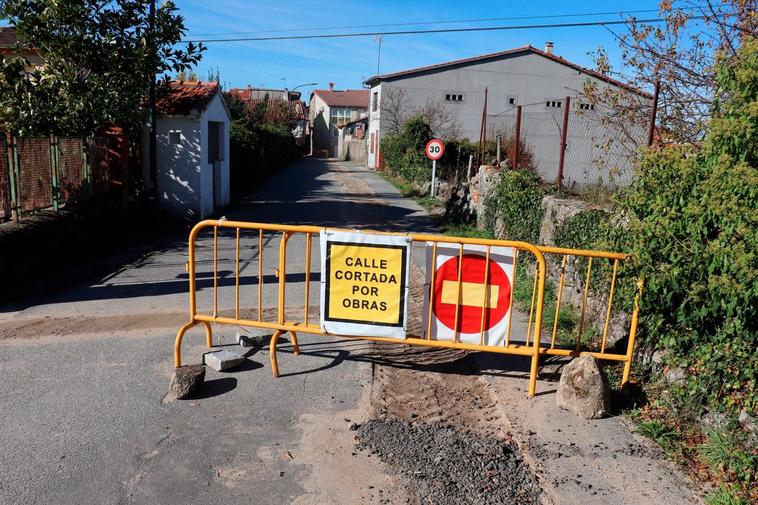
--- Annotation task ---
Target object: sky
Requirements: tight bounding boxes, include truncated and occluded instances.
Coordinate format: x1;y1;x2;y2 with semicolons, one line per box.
179;0;667;98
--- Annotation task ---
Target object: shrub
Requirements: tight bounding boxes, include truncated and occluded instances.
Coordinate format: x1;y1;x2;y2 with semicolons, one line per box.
482;169;545;243
608;38;758;412
381;116;433;182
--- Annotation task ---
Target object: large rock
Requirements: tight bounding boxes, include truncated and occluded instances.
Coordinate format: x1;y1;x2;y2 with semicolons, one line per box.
164;364;205;402
556;355;611;419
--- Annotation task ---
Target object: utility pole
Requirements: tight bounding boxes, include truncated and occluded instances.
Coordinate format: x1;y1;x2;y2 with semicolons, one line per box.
375;35;383;75
148;0;157;197
514;105;522;169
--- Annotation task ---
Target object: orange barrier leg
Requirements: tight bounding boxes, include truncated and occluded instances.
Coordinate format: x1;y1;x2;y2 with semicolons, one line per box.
269;330;284;378
202;321;213;347
528;352;539;398
288;331;300;355
174;320;200;368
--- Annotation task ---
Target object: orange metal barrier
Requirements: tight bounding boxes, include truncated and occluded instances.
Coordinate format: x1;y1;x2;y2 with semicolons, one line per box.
174;219;641;397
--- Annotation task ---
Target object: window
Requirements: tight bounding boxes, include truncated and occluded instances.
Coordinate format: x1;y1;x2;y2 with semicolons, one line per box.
507;95;518;106
578;102;595;111
372;91;378;112
169;130;181;145
545;99;562;108
330;107;352;126
445;92;464;103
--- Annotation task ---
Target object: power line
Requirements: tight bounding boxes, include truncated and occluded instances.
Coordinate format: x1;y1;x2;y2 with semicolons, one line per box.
186;7;699;37
184;15;708;44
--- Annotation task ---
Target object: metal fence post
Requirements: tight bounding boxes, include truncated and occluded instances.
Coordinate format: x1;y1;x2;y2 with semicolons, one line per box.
514;105;522;169
49;134;60;211
557;96;570;189
5;133;19;222
82;137;91;196
646;79;661;147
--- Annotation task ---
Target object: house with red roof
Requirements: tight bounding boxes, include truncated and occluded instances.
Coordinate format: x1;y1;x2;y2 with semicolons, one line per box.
143;80;231;219
364;43;652;190
309;83;368;157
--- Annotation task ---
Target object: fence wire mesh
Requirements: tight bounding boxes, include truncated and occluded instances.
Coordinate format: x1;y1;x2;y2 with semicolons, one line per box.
1;134;123;221
482;102;643;194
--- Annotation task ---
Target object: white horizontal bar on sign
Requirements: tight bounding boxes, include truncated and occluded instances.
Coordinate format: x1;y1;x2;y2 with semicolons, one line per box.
440;280;499;309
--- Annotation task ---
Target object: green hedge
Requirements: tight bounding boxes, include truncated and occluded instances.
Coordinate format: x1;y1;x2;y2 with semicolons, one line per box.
482;169;546;243
606;39;758;412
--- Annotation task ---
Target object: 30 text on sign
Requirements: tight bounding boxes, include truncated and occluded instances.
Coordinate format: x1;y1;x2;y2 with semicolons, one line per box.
320;230;410;338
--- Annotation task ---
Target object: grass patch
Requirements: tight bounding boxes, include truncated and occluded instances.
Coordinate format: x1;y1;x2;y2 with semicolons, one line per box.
698;430;756;486
635;419;681;455
380;172;442;211
440;223;494;239
705;485;750;505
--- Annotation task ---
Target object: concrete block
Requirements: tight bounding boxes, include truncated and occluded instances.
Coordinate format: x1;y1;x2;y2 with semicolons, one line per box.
236;330;270;348
205;349;245;371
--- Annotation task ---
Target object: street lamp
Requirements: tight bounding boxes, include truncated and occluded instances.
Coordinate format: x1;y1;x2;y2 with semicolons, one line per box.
288;82;318;101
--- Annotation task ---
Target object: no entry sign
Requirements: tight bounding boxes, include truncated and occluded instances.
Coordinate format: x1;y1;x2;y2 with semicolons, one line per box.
422;243;515;346
425;139;444;160
320;230;411;339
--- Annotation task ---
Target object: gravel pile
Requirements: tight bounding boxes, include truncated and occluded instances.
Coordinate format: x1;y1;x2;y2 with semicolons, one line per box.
356;419;542;505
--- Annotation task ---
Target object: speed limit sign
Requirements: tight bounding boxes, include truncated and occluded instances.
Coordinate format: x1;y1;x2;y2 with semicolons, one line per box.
425;139;445;161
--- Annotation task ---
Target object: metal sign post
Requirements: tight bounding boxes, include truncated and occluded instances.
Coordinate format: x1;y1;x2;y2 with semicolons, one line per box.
430;159;437;197
424;138;445;197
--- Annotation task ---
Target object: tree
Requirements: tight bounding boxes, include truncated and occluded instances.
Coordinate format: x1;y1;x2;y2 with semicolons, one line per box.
380;86;462;140
380;86;411;135
610;36;758;412
0;0;204;137
585;0;757;146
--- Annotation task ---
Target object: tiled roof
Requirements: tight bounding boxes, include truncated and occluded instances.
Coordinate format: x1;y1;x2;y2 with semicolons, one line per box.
311;89;369;108
0;27;21;47
155;80;220;115
364;45;651;98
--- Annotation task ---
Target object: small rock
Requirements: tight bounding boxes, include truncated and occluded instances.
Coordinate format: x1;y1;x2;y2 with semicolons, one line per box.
236;331;267;347
205;350;244;371
556;355;611;419
700;411;730;432
664;366;686;385
164;364;205;402
739;410;757;435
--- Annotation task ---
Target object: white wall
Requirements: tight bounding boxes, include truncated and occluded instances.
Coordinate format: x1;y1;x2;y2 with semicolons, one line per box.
200;93;231;216
154;115;203;220
369;51;649;188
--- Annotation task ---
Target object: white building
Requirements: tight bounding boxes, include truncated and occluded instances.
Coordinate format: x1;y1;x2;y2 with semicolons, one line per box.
365;44;652;190
309;84;368;157
144;81;231;220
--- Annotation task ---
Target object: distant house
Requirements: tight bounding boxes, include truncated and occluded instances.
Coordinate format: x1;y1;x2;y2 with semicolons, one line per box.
227;86;309;145
364;44;652;189
309;83;368;157
143;81;231;220
337;116;368;162
0;27;44;70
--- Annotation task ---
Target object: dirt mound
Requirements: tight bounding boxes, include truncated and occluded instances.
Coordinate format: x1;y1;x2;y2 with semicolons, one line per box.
356;419;541;505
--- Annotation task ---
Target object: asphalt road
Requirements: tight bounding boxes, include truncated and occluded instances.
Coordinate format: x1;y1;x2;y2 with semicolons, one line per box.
0;158;433;505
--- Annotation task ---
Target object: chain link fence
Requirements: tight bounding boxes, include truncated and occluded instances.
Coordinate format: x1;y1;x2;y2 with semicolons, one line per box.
484;100;644;194
0;135;119;222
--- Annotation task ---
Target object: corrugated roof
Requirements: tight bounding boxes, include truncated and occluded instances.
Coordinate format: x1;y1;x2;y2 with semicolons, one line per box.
364;45;651;98
311;89;369;108
155;81;220;115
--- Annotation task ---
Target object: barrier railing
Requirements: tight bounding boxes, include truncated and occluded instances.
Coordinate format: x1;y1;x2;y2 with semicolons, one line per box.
174;219;641;397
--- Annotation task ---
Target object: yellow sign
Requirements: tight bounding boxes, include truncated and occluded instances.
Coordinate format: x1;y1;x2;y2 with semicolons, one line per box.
320;231;409;338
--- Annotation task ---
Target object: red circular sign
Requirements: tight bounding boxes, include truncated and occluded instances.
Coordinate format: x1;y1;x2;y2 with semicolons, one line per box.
425;139;445;161
433;254;511;333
